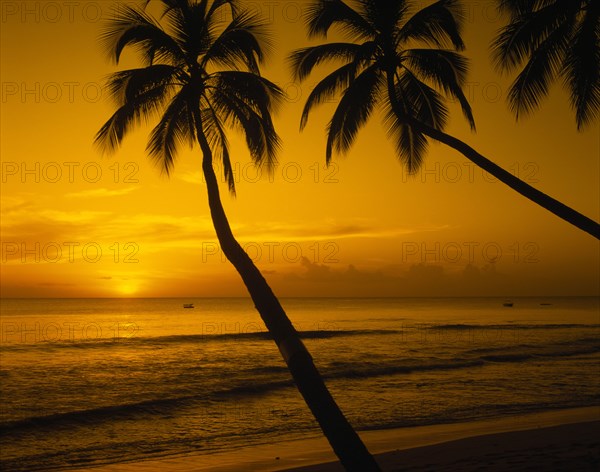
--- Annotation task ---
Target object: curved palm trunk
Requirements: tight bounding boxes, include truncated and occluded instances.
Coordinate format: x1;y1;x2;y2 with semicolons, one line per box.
193;116;380;471
386;74;600;239
411;119;600;239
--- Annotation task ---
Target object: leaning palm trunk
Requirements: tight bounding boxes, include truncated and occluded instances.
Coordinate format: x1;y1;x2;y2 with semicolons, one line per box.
405;117;600;239
97;1;381;469
195;119;381;472
383;71;600;240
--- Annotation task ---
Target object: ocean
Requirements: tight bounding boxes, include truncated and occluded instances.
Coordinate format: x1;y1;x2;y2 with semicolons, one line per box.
1;297;599;471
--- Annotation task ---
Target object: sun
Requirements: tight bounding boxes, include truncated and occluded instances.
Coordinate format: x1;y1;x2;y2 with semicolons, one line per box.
117;282;139;296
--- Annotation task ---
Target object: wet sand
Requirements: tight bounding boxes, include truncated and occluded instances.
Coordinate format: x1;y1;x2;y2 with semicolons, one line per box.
75;406;599;471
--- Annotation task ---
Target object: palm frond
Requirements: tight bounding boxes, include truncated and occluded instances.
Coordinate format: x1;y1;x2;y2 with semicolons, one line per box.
397;122;428;174
300;61;362;130
497;0;558;18
146;89;195;174
383;70;453;173
209;71;283;170
207;0;239;19
210;70;284;114
383;88;429;175
562;1;600;129
305;0;375;39
326;64;383;162
105;64;180;106
199;102;236;194
506;16;573;119
187;1;215;56
357;0;408;35
493;0;600;128
491;0;576;72
100;3;185;65
202;11;268;73
403;48;475;129
397;69;449;131
152;0;193;46
95;81;174;154
398;0;466;51
289;42;369;81
215;91;279;170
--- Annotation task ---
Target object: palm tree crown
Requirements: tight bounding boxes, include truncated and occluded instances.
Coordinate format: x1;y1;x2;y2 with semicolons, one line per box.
492;0;599;130
290;0;475;173
95;0;283;194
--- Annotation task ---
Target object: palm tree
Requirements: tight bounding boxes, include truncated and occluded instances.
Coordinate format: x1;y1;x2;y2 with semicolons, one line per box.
95;1;379;470
492;0;599;130
290;0;600;239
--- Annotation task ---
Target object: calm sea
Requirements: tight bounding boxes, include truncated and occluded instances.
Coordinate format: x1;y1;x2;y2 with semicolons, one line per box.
1;297;599;471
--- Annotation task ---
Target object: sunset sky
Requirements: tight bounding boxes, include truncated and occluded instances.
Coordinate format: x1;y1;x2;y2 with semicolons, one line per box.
1;0;599;298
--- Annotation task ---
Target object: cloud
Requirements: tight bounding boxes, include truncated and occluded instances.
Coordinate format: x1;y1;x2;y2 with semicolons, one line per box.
38;282;76;287
1;208;216;250
177;171;203;185
65;188;137;198
267;257;515;297
0;197;34;215
229;219;449;242
37;210;112;224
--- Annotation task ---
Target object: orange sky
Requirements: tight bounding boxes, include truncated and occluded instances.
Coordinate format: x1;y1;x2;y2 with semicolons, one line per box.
1;1;599;298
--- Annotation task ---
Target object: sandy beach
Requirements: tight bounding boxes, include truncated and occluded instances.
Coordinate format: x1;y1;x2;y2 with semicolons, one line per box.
285;420;599;471
75;406;599;472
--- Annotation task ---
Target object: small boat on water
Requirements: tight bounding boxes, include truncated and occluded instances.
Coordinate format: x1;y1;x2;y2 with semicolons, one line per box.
183;303;195;309
503;301;514;307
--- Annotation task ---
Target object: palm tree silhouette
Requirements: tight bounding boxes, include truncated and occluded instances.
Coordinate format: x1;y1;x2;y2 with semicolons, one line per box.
291;0;599;239
492;0;599;130
95;1;379;470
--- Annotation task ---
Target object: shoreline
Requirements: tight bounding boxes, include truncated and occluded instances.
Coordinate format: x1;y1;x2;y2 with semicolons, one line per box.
284;420;600;471
73;406;600;471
